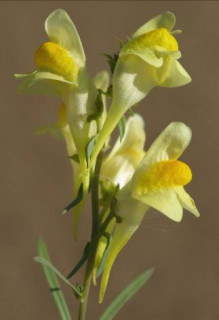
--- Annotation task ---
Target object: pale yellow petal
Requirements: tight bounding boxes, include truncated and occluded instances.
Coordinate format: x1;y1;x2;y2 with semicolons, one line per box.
176;186;200;217
158;58;191;87
15;71;72;95
101;114;145;188
133;188;183;222
120;47;163;67
99;196;149;303
45;9;85;67
132;12;176;39
105;114;145;163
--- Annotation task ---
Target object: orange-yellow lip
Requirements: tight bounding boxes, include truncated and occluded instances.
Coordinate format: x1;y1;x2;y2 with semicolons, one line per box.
34;41;79;81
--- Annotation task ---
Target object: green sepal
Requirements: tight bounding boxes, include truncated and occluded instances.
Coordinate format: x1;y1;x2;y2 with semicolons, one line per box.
118;115;126;142
96;233;112;278
68;154;80;163
66;242;90;279
100;268;154;320
62;184;84;215
87;90;104;122
103;53;119;74
36;238;72;320
127;108;135;117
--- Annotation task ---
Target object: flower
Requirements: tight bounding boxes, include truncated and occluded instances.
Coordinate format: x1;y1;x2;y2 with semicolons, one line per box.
92;114;146;284
131;122;199;221
99;122;200;303
90;11;191;168
34;70;110;239
15;9;111;193
101;113;146;188
15;9;85;95
15;9;90;190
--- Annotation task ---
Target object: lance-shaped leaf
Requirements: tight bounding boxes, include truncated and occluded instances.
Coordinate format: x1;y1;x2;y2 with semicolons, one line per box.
34;255;81;296
36;238;72;320
62;184;84;215
100;268;154;320
67;242;90;279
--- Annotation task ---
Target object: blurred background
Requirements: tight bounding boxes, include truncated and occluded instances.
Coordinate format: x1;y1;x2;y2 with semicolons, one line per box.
1;1;219;319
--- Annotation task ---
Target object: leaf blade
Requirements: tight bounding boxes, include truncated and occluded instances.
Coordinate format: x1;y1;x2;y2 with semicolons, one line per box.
62;184;84;215
100;268;154;320
67;242;90;279
34;256;81;296
37;238;72;320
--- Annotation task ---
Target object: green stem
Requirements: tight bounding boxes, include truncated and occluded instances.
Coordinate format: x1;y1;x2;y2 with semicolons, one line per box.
78;152;103;320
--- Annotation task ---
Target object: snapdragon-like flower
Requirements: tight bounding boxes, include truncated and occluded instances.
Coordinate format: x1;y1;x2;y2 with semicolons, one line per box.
15;9;85;94
15;9;109;192
35;70;110;238
101;114;146;188
99;122;199;303
90;11;191;167
92;114;146;284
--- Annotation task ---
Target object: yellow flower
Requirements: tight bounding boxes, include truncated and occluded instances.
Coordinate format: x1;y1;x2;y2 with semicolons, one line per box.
99;122;199;303
92;114;146;285
15;9;85;95
15;9;111;194
101;114;146;188
90;11;191;168
131;122;199;221
34;71;110;239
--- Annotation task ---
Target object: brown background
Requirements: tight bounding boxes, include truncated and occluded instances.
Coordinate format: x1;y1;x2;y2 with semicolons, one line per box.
1;1;219;319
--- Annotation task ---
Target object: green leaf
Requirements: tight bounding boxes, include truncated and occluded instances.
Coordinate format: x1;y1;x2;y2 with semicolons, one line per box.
62;184;84;215
100;268;154;320
85;136;96;166
118;115;126;142
67;242;90;279
34;255;81;297
36;239;72;320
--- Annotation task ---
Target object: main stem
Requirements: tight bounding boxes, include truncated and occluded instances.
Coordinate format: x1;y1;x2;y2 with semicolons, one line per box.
78;152;103;320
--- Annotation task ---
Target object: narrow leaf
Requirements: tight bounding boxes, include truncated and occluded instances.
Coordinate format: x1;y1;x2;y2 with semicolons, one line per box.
34;256;81;297
36;238;72;320
85;136;96;166
67;242;90;279
97;233;112;278
62;184;83;215
100;268;154;320
118;115;126;142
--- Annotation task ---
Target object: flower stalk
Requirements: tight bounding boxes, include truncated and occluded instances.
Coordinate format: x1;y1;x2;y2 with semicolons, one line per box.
78;150;103;320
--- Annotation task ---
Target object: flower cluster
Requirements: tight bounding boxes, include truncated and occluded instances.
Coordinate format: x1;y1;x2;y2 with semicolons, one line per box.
16;9;199;305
